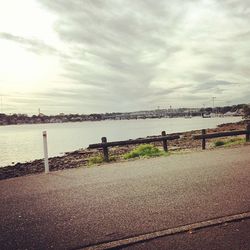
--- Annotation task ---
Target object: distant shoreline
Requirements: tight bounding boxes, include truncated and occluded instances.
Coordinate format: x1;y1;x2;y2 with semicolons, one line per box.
0;115;243;127
1;104;246;126
0;119;249;181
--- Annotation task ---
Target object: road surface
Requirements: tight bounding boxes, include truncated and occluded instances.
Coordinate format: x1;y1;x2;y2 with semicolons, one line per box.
0;146;249;249
124;219;250;250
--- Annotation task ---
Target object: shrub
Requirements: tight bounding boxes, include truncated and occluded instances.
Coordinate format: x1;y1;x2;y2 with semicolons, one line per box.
123;144;164;159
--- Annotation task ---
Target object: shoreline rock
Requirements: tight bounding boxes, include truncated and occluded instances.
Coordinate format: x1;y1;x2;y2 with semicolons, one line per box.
0;119;249;180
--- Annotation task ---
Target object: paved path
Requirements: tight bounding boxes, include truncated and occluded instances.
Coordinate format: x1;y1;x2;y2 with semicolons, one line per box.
0;146;249;249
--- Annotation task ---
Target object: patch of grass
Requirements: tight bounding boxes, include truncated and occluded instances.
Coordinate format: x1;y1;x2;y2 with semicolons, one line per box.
214;140;225;147
123;144;167;160
214;137;245;147
109;155;118;162
87;155;118;166
224;137;245;147
88;156;104;166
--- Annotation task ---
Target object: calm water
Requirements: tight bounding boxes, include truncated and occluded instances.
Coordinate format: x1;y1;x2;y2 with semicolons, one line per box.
0;116;242;167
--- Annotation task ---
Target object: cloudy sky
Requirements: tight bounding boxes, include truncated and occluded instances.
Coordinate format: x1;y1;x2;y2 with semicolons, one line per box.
0;0;249;115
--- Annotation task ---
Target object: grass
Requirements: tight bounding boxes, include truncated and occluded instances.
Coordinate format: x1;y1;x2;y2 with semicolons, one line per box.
88;156;104;166
214;140;225;147
123;144;168;160
214;137;245;148
87;155;118;166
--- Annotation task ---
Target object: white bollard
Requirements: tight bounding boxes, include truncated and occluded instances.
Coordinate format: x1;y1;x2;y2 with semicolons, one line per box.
43;131;49;173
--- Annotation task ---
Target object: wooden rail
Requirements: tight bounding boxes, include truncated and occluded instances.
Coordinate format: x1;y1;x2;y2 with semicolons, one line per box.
193;124;250;150
88;131;180;162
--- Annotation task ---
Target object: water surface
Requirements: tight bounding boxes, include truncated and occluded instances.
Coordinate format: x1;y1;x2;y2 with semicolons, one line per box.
0;116;242;167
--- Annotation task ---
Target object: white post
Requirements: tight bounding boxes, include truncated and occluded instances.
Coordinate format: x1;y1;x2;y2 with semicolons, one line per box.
43;131;49;173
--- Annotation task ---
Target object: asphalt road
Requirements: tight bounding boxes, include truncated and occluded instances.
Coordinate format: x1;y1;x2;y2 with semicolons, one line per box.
123;218;250;250
0;146;249;249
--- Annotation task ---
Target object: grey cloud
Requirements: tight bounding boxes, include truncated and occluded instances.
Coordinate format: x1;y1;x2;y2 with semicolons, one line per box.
0;32;59;55
235;31;250;39
219;0;250;19
192;80;238;95
19;0;250;113
7;88;114;113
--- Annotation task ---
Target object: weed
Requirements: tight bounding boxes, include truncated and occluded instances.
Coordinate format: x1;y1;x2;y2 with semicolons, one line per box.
224;137;244;147
214;140;225;147
123;144;167;159
87;155;118;166
88;156;104;166
109;155;118;162
214;137;244;147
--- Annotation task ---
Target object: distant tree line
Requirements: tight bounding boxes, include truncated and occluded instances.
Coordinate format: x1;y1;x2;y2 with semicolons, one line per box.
200;104;249;114
0;103;249;126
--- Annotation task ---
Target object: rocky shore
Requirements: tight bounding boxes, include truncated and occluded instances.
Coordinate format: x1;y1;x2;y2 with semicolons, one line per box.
0;119;249;180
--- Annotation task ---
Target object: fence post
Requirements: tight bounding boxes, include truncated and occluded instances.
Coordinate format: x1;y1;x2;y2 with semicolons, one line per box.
161;131;168;152
43;131;49;173
101;137;109;162
246;124;250;142
202;129;206;150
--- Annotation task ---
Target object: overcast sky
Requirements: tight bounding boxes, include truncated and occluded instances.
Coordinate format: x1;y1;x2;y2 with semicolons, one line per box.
0;0;249;115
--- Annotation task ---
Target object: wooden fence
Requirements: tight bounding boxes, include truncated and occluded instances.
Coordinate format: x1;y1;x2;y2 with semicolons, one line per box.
88;131;180;162
88;124;250;162
193;124;250;150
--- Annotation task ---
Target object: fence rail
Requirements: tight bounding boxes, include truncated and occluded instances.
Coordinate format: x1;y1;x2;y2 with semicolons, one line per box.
193;124;250;149
88;131;180;162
